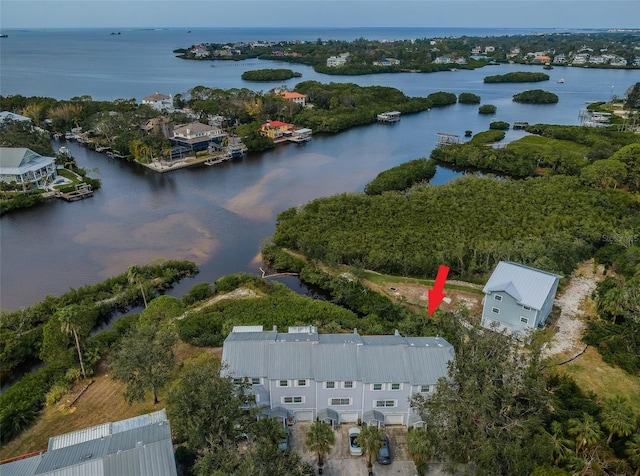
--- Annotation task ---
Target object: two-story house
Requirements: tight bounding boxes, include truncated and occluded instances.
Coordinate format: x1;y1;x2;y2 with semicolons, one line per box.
142;92;174;111
0;147;57;190
221;326;454;427
278;91;308;107
481;261;561;337
171;122;227;152
260;120;294;139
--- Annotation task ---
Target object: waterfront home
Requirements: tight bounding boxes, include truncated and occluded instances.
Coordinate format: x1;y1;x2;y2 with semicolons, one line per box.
0;111;32;124
221;326;454;427
326;53;349;67
0;410;177;476
0;147;57;190
278;91;308;107
481;261;561;337
260;120;294;139
141;117;174;139
141;92;173;111
171;122;227;152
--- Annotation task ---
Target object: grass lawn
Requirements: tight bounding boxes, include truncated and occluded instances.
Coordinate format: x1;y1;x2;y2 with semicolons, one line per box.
557;346;640;414
0;341;218;462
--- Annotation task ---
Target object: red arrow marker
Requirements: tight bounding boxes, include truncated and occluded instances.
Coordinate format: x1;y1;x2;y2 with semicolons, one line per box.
428;265;450;316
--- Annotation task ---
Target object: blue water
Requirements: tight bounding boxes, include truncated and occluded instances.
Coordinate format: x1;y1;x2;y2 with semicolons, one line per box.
1;28;638;311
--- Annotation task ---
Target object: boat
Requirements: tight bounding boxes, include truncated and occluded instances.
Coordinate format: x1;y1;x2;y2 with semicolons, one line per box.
557;78;565;83
59;146;71;156
0;34;8;38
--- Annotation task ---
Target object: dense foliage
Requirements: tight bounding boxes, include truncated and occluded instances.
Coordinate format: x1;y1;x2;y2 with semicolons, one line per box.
241;68;302;81
364;157;437;195
468;130;505;144
489;120;510;130
0;119;54;156
272;175;636;280
292;81;432;133
513;89;559;104
178;276;360;347
458;92;481;104
484;71;550;83
426;91;457;107
478;104;497;114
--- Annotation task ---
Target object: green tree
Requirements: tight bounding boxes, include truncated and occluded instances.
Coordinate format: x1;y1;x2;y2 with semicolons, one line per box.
581;159;627;189
567;413;604;454
407;427;435;475
305;421;335;474
127;265;148;308
167;353;253;453
358;424;384;474
626;433;640;476
110;320;177;404
600;396;637;443
624;82;640;110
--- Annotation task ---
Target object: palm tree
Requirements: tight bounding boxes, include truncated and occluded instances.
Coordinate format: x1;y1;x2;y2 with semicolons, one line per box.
127;265;148;308
626;433;640;476
357;424;384;475
305;421;335;475
57;305;87;379
407;427;435;475
601;396;637;443
548;421;574;465
568;413;604;454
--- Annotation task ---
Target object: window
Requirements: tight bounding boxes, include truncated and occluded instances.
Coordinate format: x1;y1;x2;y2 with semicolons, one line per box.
420;385;431;393
372;383;383;391
330;398;351;406
520;316;529;324
296;379;308;387
325;381;336;389
523;305;531;311
374;400;397;408
282;396;304;404
494;294;503;302
233;378;243;385
390;383;401;391
277;380;289;388
343;381;354;389
251;378;261;385
491;307;500;314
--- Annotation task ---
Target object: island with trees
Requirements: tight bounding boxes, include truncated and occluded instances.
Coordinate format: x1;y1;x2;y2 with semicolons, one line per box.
175;32;640;76
241;68;302;81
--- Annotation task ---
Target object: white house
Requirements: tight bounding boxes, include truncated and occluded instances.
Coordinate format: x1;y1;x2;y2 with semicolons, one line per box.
481;261;561;337
142;92;173;111
221;326;454;427
0;409;177;476
327;53;349;67
0;147;57;190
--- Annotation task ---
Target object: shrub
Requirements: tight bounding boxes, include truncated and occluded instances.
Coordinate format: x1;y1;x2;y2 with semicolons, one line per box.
182;282;214;306
469;130;506;144
465;130;473;137
458;92;481;104
489;121;510;130
513;89;559;104
478;104;497;114
46;382;70;407
427;91;457;107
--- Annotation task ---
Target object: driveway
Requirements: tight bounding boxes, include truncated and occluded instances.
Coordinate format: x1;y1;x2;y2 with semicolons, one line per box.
290;423;420;476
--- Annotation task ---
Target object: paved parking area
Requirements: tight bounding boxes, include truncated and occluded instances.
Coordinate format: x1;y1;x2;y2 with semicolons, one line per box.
290;423;418;476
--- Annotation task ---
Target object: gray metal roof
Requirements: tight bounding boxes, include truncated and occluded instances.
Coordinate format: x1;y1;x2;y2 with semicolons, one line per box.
0;147;53;172
483;261;561;310
363;410;385;424
223;330;454;385
267;342;314;379
318;408;339;423
0;411;176;476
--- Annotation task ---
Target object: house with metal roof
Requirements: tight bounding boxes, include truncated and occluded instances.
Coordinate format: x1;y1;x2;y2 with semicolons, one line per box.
0;409;177;476
0;147;57;190
222;326;454;427
481;261;561;336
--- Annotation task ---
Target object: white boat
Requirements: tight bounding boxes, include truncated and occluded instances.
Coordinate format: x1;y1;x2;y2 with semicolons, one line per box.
59;146;71;156
557;78;565;83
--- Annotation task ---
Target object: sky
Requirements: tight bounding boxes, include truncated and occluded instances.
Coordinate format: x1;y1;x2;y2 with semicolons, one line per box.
1;0;639;29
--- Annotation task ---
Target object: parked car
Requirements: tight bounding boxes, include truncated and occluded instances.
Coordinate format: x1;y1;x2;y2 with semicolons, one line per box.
278;427;291;451
349;427;362;456
377;433;392;465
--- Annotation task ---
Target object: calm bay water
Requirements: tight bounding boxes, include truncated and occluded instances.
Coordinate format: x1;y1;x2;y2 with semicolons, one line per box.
1;28;637;311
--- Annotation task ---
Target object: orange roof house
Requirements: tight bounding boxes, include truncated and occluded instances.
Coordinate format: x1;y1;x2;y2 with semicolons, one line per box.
260;120;294;139
279;91;308;107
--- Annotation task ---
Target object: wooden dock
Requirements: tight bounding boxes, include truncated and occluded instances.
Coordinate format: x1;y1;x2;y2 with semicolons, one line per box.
57;183;93;201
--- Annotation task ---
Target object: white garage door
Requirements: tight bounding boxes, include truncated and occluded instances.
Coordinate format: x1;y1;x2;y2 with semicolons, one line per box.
339;412;359;423
294;410;314;421
384;414;404;425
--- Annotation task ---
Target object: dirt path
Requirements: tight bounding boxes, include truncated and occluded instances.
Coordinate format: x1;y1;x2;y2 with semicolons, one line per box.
543;261;604;358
